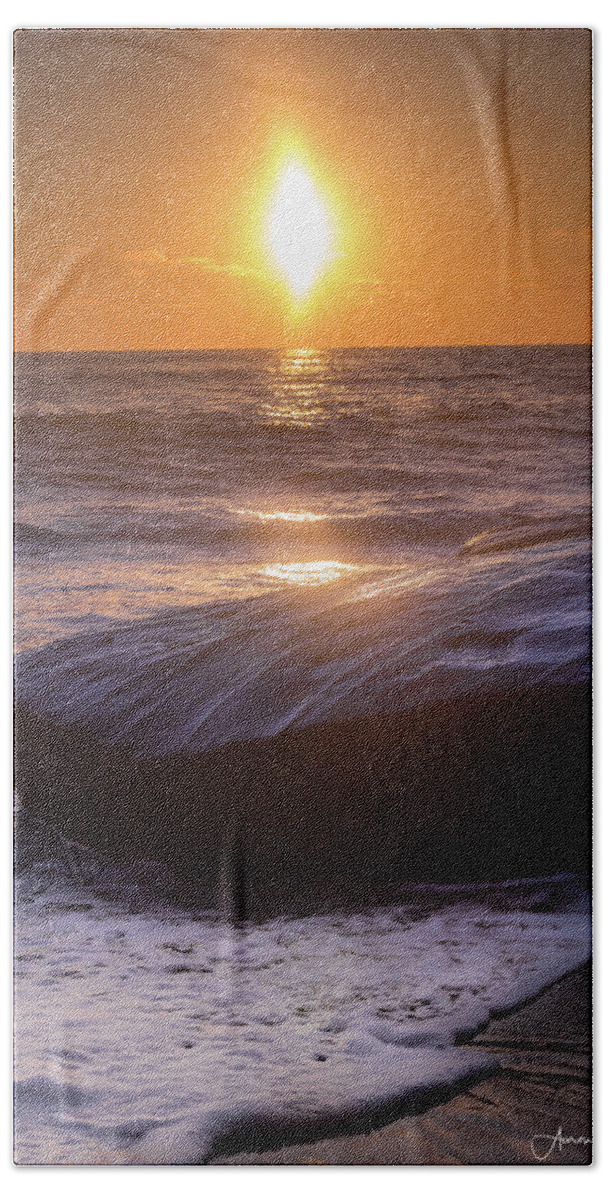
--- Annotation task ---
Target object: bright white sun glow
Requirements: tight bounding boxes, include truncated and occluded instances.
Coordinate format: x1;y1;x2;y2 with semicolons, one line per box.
267;159;334;299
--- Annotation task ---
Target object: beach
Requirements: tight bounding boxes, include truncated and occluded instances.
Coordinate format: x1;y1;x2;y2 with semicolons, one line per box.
214;964;591;1165
13;829;590;1166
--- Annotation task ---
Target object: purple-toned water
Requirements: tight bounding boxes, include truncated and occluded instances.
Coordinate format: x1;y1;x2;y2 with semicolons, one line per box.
14;344;591;754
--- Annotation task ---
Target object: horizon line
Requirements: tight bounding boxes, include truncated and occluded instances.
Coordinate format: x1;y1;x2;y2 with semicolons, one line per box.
13;341;592;355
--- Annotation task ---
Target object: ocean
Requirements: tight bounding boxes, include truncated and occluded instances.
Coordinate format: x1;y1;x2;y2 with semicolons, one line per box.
13;344;592;1162
14;344;591;752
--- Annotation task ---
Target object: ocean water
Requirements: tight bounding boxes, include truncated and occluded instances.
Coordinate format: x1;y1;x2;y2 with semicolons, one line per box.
13;345;592;1162
14;344;591;754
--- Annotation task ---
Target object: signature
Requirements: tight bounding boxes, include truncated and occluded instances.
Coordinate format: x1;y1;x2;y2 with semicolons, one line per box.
530;1125;592;1162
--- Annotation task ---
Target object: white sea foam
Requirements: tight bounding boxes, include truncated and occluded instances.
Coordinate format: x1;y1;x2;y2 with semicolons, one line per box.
14;867;590;1164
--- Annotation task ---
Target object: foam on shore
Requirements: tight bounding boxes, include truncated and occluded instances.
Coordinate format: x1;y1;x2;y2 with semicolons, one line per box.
14;861;590;1165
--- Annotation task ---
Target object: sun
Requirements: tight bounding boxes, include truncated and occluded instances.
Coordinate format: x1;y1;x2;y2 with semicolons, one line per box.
266;157;335;300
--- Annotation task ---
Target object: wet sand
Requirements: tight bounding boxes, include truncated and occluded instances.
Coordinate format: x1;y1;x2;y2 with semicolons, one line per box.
213;962;592;1166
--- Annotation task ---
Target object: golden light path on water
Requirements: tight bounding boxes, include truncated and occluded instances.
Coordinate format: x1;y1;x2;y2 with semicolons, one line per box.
261;561;358;585
15;348;380;652
16;559;365;650
232;508;328;523
262;349;329;427
228;344;359;589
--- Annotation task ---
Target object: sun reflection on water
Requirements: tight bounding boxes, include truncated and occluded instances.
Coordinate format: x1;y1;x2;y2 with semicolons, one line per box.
232;507;328;523
262;348;330;427
260;560;357;585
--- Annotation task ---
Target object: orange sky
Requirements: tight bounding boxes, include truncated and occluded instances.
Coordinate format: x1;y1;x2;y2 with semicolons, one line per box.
14;28;591;351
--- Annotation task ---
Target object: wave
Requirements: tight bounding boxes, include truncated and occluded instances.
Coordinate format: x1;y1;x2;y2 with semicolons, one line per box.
13;522;93;553
15;541;590;757
459;517;590;557
15;510;591;570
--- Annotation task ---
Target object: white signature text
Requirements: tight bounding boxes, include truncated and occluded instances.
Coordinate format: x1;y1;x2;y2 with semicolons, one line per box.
530;1125;592;1162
